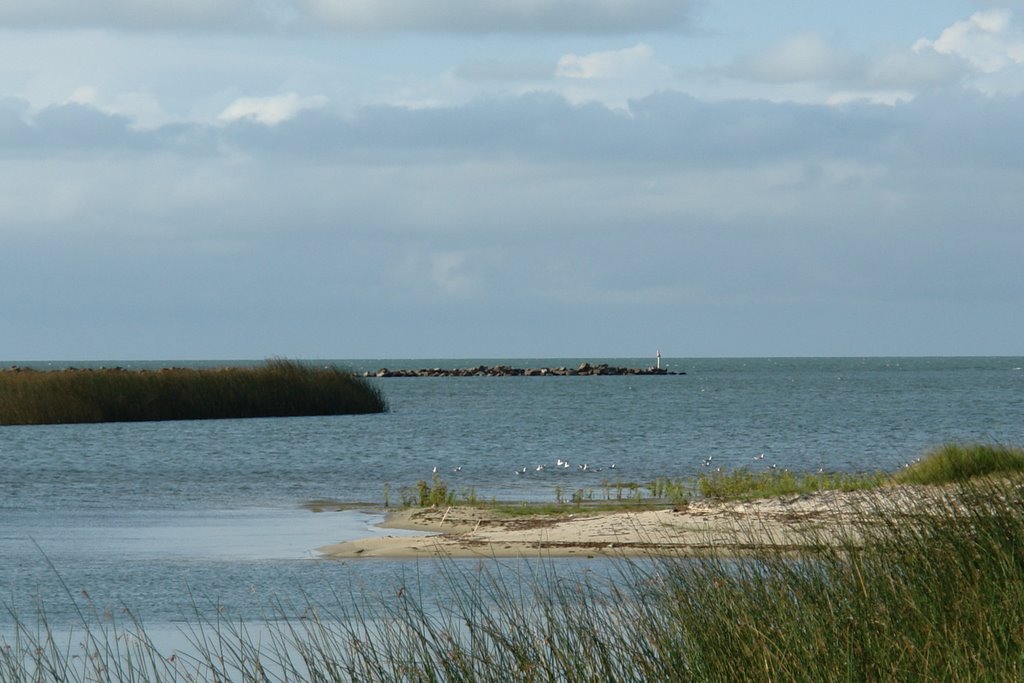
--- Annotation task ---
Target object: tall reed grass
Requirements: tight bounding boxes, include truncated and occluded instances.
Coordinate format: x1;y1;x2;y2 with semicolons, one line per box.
0;359;386;425
5;478;1024;681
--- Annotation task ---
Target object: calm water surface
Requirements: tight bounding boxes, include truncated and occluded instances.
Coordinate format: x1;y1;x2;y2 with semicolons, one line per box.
2;357;1023;633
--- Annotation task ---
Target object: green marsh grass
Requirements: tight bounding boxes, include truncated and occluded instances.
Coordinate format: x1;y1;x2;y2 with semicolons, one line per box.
699;466;887;500
698;442;1024;502
398;474;688;514
894;442;1024;485
6;478;1024;681
410;474;457;507
0;359;386;425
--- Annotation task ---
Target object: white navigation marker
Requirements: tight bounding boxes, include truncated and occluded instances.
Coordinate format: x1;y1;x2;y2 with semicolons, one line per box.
656;350;661;369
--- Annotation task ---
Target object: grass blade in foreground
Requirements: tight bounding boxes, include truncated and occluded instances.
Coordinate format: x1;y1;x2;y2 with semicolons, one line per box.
4;478;1024;681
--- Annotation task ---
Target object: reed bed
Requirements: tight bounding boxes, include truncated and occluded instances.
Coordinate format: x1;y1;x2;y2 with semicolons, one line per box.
5;477;1024;682
0;359;386;425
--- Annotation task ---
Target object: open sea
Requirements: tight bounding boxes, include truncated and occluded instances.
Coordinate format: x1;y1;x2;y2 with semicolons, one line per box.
2;356;1023;642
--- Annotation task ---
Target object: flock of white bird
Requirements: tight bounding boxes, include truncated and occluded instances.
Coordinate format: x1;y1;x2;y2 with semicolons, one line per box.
430;451;863;479
431;460;619;477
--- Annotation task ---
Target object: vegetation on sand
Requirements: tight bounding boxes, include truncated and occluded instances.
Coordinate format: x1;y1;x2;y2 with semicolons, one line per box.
5;477;1024;681
392;441;1024;516
696;442;1024;502
894;442;1024;486
394;475;690;513
698;467;887;500
0;359;387;425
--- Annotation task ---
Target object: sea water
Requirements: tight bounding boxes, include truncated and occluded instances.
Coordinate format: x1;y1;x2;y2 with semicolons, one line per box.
2;357;1023;634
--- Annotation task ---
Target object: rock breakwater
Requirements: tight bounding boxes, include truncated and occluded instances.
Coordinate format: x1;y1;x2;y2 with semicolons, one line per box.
365;362;683;378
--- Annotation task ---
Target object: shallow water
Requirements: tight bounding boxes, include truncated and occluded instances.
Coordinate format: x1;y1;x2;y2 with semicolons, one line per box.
2;356;1023;634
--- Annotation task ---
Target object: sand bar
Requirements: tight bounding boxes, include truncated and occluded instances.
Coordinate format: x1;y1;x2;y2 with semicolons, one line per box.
317;487;935;560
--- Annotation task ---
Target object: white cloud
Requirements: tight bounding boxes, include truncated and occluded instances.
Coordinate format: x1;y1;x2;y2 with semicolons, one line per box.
57;86;171;129
729;32;857;83
548;43;674;107
425;45;671;111
705;13;1024;103
556;43;655;79
913;9;1024;73
825;90;914;106
862;50;964;89
219;93;328;125
66;86;100;106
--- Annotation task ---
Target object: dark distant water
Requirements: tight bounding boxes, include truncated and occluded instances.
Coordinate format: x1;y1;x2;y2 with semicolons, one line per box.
2;357;1023;634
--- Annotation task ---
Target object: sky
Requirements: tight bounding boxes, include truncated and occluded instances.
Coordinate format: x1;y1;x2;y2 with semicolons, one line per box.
1;1;1023;360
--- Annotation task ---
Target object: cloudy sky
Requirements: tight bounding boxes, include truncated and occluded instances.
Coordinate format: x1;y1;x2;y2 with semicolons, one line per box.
2;1;1022;360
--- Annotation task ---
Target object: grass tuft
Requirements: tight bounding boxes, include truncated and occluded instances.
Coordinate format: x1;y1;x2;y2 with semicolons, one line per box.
0;359;387;425
894;442;1024;486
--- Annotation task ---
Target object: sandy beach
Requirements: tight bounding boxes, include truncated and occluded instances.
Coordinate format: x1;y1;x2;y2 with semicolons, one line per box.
317;487;933;559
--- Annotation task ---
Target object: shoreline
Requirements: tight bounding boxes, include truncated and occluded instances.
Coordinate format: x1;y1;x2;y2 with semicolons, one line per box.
316;487;932;560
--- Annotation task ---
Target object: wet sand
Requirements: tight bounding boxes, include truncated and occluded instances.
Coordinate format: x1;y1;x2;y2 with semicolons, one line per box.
317;487;934;559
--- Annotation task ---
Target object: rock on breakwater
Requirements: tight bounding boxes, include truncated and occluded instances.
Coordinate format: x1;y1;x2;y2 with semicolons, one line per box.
365;362;684;378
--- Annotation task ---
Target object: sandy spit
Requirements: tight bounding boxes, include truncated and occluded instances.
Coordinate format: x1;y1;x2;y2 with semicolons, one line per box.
317;487;935;560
